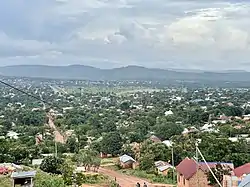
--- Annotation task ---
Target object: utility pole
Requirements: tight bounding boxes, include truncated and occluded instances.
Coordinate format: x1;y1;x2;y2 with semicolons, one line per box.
171;147;175;182
195;141;199;187
196;143;222;187
55;141;58;157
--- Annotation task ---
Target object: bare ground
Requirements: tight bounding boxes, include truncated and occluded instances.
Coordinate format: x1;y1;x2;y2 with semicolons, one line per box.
99;167;175;187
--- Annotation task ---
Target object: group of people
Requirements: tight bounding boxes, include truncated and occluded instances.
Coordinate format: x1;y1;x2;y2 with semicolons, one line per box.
136;182;148;187
114;177;148;187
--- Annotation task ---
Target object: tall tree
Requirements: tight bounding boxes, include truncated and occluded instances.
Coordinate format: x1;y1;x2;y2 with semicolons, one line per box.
101;132;123;156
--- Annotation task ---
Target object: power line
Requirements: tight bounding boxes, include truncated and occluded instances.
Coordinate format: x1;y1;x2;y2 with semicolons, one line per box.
196;142;222;187
0;79;55;109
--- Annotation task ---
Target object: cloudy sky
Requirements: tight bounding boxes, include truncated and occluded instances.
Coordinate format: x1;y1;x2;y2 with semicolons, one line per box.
0;0;250;70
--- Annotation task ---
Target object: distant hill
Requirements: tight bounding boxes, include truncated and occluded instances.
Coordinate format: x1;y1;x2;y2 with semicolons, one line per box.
0;64;250;82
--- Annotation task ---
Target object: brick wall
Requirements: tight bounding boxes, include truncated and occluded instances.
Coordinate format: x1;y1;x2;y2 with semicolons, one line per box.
189;169;210;187
177;169;210;187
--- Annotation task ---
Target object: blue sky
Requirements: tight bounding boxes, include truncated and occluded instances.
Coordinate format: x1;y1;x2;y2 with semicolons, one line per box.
0;0;250;70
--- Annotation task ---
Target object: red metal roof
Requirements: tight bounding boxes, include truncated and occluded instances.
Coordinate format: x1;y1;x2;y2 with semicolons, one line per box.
176;158;234;180
233;163;250;177
176;158;198;180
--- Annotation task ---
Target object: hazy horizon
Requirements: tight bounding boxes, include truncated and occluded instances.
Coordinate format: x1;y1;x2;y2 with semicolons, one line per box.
0;64;249;72
0;1;250;70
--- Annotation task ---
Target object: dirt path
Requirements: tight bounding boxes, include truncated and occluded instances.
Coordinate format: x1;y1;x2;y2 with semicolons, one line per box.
99;168;174;187
48;115;65;144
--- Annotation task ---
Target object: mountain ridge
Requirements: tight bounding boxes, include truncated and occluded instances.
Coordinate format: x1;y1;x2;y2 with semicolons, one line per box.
0;64;249;81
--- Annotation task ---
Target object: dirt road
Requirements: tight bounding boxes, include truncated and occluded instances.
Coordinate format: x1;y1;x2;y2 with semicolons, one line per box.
99;168;175;187
48;115;65;144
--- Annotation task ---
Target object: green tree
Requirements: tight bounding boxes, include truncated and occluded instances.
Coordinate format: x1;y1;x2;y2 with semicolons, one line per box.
60;158;75;185
35;171;66;187
154;121;183;140
120;101;130;111
40;156;64;174
139;140;171;171
75;149;100;171
139;152;155;171
66;136;79;153
207;164;231;186
101;132;122;156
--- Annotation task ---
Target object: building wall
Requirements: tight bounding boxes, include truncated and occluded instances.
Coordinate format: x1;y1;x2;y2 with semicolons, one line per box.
223;175;242;187
158;169;169;176
177;169;210;187
177;173;188;187
132;162;139;169
120;161;134;169
189;169;210;187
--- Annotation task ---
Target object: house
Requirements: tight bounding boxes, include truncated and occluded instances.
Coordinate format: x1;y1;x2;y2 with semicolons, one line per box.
200;123;217;133
233;163;250;177
32;159;43;166
243;114;250;121
182;127;199;136
176;158;234;187
162;140;173;147
149;135;161;143
11;171;36;187
7;131;19;139
119;154;136;169
155;161;173;175
165;110;173;116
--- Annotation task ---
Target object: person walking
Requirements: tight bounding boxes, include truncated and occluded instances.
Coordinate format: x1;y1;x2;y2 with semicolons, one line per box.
143;182;148;187
136;182;140;187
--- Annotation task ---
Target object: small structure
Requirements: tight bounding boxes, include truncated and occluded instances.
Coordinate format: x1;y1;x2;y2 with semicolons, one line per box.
32;159;43;166
119;154;136;169
165;110;173;116
182;127;199;136
176;157;234;187
155;161;173;175
11;171;36;187
7;131;19;139
162;140;173;147
149;135;161;143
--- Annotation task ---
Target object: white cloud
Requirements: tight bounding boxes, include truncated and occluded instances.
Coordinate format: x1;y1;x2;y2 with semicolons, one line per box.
0;0;250;70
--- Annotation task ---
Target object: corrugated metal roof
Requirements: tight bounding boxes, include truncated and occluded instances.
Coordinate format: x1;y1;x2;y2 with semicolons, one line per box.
119;154;135;163
239;174;250;187
233;163;250;177
11;171;36;179
32;159;43;166
176;158;197;180
158;165;172;172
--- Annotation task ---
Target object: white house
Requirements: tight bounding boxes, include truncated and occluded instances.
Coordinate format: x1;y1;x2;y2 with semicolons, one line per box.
162;140;173;147
7;131;19;139
165;110;173;116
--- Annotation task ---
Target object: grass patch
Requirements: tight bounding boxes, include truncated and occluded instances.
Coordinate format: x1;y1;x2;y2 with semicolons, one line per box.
103;165;120;171
0;176;11;187
76;173;108;185
101;158;116;165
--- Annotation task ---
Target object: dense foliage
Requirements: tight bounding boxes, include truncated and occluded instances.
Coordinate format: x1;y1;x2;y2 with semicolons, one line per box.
2;77;250;185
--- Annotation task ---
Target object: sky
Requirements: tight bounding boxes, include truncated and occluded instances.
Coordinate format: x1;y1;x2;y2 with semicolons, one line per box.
0;0;250;70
